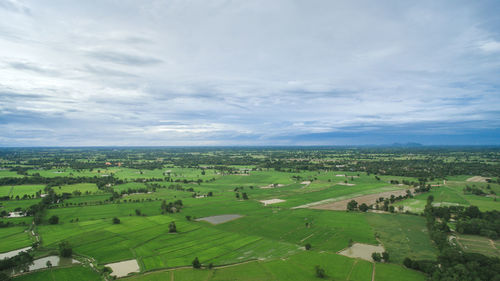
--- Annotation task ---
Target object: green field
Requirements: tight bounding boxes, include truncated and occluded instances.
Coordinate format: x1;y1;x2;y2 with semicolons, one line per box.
1;147;498;280
0;226;32;252
13;266;101;281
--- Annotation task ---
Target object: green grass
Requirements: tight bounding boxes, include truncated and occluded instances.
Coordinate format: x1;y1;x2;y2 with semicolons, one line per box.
0;185;45;198
456;234;500;257
366;213;437;263
12;266;102;281
375;263;426;281
0;226;32;252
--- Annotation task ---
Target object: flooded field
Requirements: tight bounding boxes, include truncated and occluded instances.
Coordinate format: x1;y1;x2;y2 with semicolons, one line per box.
338;243;385;261
105;259;140;277
195;214;243;224
0;247;31;259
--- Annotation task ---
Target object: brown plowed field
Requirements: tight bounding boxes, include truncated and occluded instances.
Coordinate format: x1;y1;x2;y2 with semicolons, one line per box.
310;188;415;211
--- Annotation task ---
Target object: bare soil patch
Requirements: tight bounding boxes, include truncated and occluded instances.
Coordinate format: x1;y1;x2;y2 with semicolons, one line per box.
466;176;490;183
311;188;414;211
106;259;140;278
195;214;243;225
300;181;311;186
260;199;286;206
260;184;285;189
338;243;385;261
337;182;355;186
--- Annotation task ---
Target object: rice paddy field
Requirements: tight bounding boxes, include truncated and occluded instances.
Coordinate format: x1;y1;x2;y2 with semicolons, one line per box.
0;147;497;280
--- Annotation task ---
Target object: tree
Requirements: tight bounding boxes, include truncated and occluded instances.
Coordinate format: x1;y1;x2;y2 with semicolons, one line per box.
242;192;249;200
48;215;59;224
135;209;141;216
169;221;177;233
382;252;389;262
372;252;382;262
305;243;312;250
0;272;11;281
59;241;72;257
315;265;326;278
359;203;369;212
347;200;358;211
46;260;52;268
112;217;120;224
192;257;201;269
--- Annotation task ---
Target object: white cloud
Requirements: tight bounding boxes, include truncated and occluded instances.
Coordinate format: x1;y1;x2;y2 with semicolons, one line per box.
0;0;499;145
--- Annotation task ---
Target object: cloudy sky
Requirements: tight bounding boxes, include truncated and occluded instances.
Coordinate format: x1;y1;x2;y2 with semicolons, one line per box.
1;0;499;146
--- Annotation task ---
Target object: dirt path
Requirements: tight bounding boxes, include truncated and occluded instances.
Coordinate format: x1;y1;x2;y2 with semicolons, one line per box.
371;262;376;281
490;239;497;249
346;260;358;281
311;188;415;211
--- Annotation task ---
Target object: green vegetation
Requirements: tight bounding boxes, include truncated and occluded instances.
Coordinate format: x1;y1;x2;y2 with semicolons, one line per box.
0;147;498;280
13;266;101;281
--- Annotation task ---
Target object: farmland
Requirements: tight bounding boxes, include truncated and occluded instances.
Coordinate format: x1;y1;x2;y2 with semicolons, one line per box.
0;147;498;280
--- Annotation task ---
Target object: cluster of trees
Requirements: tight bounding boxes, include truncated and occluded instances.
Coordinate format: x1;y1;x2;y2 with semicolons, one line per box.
161;200;183;214
0;250;33;273
403;196;500;280
371;252;389;262
429;204;500;239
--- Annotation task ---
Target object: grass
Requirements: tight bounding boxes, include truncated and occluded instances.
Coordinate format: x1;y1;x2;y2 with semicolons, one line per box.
375;263;426;281
0;226;32;252
456;234;500;257
365;213;438;263
12;266;101;281
0;185;45;198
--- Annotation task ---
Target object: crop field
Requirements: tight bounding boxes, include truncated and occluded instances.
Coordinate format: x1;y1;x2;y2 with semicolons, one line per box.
0;185;45;198
13;266;101;281
0;226;32;252
365;213;438;263
456;234;500;257
1;147;499;280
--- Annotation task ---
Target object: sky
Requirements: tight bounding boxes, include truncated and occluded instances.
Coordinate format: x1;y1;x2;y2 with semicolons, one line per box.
1;0;500;146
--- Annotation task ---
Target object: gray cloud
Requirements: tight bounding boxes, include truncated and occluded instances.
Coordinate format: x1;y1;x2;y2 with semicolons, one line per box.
86;50;163;66
0;0;499;146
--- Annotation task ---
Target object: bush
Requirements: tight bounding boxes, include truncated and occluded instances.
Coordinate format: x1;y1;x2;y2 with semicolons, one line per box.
48;215;59;224
192;257;201;269
382;251;389;262
315;265;326;278
58;241;72;257
359;203;369;212
112;217;120;224
169;221;177;233
305;243;311;250
372;252;382;262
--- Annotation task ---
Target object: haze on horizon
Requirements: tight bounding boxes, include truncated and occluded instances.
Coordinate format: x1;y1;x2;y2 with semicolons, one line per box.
1;0;499;146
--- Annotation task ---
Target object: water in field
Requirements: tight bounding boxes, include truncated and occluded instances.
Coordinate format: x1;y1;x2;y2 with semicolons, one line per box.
28;256;80;270
9;255;79;274
105;259;140;277
338;243;385;261
195;214;243;224
0;247;31;259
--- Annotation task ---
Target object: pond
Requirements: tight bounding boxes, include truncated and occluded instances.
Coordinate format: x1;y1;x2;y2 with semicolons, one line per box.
0;247;31;260
10;255;80;274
